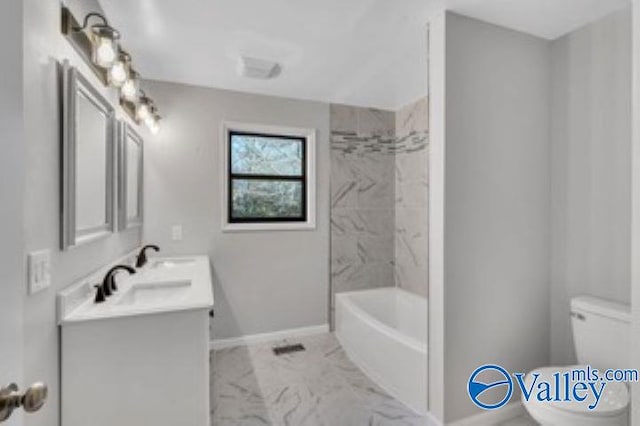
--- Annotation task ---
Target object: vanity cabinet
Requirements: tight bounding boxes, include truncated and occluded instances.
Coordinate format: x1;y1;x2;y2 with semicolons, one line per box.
61;309;210;426
59;255;214;426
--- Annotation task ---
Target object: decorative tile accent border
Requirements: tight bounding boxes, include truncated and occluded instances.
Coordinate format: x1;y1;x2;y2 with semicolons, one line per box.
331;130;429;155
395;130;429;154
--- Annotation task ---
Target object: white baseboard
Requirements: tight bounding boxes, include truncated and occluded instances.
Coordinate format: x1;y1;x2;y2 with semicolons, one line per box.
448;402;525;426
210;324;330;350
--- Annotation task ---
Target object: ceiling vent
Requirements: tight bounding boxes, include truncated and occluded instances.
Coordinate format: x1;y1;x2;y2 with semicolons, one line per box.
237;56;282;80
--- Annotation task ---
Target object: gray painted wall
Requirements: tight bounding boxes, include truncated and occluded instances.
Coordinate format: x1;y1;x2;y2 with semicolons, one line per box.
430;10;631;422
631;2;640;424
443;13;551;422
427;10;446;420
550;7;632;365
0;1;25;425
22;1;143;425
141;80;331;340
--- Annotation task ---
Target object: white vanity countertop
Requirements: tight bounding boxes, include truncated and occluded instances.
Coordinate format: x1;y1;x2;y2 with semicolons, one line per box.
59;255;214;325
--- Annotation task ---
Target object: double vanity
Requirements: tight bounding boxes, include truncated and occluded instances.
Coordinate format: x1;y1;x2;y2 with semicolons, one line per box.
58;251;214;426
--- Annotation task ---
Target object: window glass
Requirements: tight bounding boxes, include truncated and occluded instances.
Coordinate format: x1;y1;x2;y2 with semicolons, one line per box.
231;134;303;176
231;180;303;219
228;131;306;223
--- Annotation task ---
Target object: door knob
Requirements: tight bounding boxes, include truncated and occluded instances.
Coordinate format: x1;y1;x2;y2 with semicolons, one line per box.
0;382;48;422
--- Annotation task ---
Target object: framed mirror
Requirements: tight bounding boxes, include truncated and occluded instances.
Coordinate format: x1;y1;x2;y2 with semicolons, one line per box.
117;121;143;230
61;61;116;250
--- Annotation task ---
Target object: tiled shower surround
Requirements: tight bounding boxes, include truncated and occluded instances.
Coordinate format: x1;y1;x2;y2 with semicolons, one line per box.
330;99;429;320
395;99;429;297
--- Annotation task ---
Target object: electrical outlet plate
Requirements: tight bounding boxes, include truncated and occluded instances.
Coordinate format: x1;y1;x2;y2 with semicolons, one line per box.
28;250;51;295
172;225;183;241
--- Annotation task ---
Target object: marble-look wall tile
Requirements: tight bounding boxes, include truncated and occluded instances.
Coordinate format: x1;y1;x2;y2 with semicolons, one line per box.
357;108;396;137
330;104;358;133
358;235;395;263
395;208;429;240
395;230;428;267
348;152;395;208
331;208;394;238
331;261;395;295
395;259;429;298
330;152;358;208
330;104;396;323
396;97;429;137
396;178;429;209
331;235;358;264
396;150;429;182
395;98;429;298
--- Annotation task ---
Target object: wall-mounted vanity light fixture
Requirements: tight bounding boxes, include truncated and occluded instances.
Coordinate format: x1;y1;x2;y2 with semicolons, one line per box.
135;94;153;122
108;50;131;88
121;69;140;102
147;112;161;135
133;95;160;134
143;104;161;135
61;7;161;134
74;12;121;69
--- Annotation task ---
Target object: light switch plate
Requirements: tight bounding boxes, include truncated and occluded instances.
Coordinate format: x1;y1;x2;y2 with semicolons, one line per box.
28;249;51;295
172;225;183;241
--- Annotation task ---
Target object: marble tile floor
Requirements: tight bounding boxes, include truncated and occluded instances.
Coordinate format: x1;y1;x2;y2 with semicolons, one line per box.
498;414;538;426
211;333;436;426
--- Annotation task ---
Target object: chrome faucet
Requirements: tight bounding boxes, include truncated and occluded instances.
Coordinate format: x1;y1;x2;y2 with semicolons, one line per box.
135;244;160;268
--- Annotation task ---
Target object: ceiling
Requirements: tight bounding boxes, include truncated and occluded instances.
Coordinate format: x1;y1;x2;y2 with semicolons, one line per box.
99;0;630;110
447;0;630;40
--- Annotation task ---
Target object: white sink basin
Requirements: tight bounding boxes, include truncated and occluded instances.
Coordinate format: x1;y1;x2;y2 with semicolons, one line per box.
117;280;191;306
150;258;196;269
58;255;213;324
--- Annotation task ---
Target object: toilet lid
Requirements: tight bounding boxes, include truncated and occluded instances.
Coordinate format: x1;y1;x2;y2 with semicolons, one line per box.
522;365;629;416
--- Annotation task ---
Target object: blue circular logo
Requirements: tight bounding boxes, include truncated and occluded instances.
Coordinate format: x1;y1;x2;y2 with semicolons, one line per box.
468;364;513;410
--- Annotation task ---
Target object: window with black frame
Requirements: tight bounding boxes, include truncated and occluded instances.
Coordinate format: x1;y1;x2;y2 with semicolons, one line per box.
228;131;307;223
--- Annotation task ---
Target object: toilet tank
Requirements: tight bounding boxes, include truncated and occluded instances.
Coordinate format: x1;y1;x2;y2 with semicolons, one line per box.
571;296;631;370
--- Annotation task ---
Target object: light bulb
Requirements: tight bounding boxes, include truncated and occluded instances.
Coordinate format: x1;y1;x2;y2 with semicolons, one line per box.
108;51;131;88
149;120;160;135
121;70;140;102
121;80;136;100
136;102;151;122
144;110;161;134
93;36;118;68
109;61;127;87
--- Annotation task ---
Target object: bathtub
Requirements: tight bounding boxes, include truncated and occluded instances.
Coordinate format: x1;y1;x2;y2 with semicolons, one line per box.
335;287;428;415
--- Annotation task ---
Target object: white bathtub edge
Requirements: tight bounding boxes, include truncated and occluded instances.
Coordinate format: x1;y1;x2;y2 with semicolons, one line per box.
336;328;427;416
335;291;428;353
335;287;428;416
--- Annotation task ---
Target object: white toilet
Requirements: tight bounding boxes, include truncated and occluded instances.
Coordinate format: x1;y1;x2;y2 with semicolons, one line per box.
522;296;631;425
